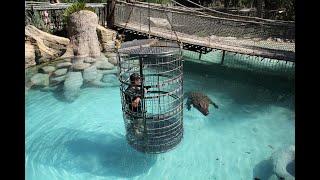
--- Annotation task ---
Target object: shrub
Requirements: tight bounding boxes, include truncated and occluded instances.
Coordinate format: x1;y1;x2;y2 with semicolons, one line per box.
62;1;96;21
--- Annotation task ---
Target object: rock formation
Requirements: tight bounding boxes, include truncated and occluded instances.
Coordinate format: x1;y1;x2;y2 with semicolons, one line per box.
96;24;117;52
25;40;36;68
63;72;83;102
25;25;70;63
26;9;120;102
67;10;101;59
270;145;295;180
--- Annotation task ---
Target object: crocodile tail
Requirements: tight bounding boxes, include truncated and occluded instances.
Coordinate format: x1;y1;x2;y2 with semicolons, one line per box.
210;99;219;109
184;91;191;100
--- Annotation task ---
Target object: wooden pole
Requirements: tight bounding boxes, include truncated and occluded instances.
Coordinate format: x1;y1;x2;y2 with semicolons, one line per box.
107;0;115;29
220;50;226;65
199;52;202;60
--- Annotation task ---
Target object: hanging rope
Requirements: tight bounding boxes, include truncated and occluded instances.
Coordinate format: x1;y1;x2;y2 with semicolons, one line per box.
114;0;294;61
182;0;290;24
159;2;182;46
148;1;151;38
115;1;134;49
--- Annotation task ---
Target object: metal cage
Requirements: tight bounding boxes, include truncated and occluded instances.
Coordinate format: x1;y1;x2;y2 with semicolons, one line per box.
118;39;184;153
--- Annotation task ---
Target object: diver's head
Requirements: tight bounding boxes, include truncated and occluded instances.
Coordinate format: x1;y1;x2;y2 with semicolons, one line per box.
130;73;141;86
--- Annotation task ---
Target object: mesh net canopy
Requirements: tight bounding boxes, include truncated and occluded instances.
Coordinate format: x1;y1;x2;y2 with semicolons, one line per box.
118;39;183;153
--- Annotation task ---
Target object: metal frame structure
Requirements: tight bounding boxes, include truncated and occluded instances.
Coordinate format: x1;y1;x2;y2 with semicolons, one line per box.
118;40;183;153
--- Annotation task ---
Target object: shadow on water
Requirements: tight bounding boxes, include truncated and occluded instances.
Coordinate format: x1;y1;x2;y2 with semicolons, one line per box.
27;128;157;178
253;159;274;180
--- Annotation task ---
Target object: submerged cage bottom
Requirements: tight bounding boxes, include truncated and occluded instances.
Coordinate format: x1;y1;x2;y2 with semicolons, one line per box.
126;114;183;153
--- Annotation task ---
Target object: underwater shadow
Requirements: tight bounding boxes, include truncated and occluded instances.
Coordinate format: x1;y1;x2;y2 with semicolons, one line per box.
64;137;157;178
49;83;71;103
27;128;157;178
253;159;274;180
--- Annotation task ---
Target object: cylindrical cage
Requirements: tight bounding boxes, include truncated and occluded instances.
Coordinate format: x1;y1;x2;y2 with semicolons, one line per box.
118;40;184;153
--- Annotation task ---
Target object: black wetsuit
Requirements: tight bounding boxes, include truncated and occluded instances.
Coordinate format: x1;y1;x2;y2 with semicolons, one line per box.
124;85;145;140
124;85;143;114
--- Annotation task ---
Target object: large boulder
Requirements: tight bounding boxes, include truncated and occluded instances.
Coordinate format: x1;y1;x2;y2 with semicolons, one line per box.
53;68;68;76
72;62;91;71
50;75;67;85
39;66;56;74
105;52;118;65
63;72;83;102
94;60;114;70
84;57;97;63
89;73;108;87
98;68;118;75
270;145;295;180
56;62;72;69
102;74;120;87
30;73;50;87
25;25;70;61
67;10;101;59
83;65;98;82
96;24;117;52
25;41;36;68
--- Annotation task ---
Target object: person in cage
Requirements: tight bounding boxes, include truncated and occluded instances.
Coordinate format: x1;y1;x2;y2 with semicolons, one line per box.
124;73;148;139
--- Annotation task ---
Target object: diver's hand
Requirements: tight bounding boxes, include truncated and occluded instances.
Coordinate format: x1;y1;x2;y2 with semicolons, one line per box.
132;97;141;108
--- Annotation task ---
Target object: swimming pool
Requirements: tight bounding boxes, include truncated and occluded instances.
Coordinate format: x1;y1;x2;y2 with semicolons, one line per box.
25;54;295;180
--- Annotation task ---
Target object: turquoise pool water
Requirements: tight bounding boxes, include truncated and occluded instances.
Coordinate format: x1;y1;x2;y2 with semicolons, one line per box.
25;59;295;180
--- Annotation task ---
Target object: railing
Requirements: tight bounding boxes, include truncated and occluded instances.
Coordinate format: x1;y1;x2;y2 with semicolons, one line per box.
114;1;294;40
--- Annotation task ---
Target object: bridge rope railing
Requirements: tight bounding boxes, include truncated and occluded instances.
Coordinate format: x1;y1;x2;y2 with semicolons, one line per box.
115;1;294;37
177;0;294;24
124;0;294;26
114;1;294;40
114;1;294;61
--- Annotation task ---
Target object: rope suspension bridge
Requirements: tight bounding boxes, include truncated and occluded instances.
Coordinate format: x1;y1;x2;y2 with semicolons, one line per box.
25;0;295;62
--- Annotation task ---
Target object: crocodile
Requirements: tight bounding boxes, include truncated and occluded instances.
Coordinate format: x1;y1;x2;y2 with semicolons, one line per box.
185;91;219;116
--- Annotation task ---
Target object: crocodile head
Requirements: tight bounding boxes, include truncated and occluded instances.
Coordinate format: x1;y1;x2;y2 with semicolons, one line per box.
193;100;209;116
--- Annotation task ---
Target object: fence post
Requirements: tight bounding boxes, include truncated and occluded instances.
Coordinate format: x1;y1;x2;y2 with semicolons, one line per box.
220;50;226;65
106;0;115;29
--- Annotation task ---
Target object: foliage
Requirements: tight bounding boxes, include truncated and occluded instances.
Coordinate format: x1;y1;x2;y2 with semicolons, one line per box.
25;10;51;33
62;1;96;21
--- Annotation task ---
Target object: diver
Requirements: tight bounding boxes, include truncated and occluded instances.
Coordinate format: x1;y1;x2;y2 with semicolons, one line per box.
124;73;149;140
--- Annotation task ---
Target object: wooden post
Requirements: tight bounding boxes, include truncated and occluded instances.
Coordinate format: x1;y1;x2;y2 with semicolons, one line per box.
103;3;107;27
199;52;202;60
220;50;226;65
106;0;115;29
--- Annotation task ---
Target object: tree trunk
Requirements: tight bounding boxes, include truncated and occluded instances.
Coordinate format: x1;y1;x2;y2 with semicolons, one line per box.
67;10;101;61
